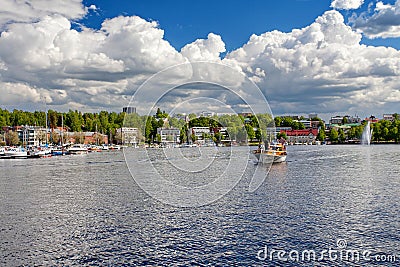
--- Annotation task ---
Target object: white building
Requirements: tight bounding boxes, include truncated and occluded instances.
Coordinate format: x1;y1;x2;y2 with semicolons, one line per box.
199;111;215;117
116;127;138;145
298;120;312;129
383;114;395;121
157;127;180;143
15;126;47;147
190;127;211;143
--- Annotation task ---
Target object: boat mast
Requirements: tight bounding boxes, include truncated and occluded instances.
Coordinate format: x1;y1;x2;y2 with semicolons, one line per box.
42;96;48;145
61;114;64;147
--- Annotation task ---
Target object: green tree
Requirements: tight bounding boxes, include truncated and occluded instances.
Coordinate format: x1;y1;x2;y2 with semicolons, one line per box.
338;128;346;143
245;124;255;141
180;125;188;144
329;128;339;143
255;128;262;141
73;132;85;144
52;132;60;144
317;128;326;141
276;132;287;140
48;110;58;129
5;131;20;145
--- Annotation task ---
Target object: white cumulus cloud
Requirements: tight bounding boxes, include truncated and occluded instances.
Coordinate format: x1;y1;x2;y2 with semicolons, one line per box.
181;33;226;62
331;0;364;10
226;10;400;116
0;0;87;28
349;0;400;38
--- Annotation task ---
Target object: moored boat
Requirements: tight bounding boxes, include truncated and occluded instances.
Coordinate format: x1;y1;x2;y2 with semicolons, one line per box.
4;147;28;158
51;147;67;156
68;144;88;155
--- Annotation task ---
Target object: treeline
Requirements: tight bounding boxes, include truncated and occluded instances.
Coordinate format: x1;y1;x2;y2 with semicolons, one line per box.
328;118;400;143
0;108;126;135
371;119;400;142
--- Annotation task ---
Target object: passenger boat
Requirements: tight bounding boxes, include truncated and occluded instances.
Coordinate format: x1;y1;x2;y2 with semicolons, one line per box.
67;144;88;155
253;142;287;164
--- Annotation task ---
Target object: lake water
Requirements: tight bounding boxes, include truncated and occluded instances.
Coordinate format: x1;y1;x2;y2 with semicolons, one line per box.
1;145;399;266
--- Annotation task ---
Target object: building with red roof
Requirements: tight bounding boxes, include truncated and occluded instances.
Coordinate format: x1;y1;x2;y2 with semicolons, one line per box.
281;129;319;144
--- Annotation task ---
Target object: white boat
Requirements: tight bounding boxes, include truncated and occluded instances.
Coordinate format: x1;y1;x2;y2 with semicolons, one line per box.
0;147;5;156
4;147;28;158
101;144;109;151
68;144;88;155
107;144;121;150
254;142;287;164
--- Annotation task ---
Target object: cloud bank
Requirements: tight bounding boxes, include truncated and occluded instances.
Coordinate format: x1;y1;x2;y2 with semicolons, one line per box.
0;0;399;118
350;0;400;38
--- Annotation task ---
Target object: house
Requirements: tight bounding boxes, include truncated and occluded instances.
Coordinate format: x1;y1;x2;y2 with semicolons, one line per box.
282;129;319;144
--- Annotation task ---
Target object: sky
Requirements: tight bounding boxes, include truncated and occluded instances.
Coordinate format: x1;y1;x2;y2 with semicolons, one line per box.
0;0;400;120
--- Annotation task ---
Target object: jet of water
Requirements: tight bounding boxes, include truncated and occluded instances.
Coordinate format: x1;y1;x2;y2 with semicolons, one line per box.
361;121;373;145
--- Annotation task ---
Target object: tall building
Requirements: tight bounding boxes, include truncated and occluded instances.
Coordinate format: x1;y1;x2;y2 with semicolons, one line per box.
123;107;136;114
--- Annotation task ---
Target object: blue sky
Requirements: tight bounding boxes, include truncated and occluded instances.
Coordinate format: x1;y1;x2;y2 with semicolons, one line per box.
1;0;400;119
79;0;399;51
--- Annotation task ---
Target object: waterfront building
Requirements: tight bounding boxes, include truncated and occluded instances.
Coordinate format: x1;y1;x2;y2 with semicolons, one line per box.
190;127;211;143
199;111;215;117
281;129;319;144
329;115;361;125
116;127;138;145
157;127;180;143
383;114;395;121
66;131;108;145
330;116;344;125
298;120;312;129
210;127;230;141
3;125;47;147
267;127;292;137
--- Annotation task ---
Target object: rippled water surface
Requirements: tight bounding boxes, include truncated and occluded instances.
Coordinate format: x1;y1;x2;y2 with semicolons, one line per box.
1;145;399;266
